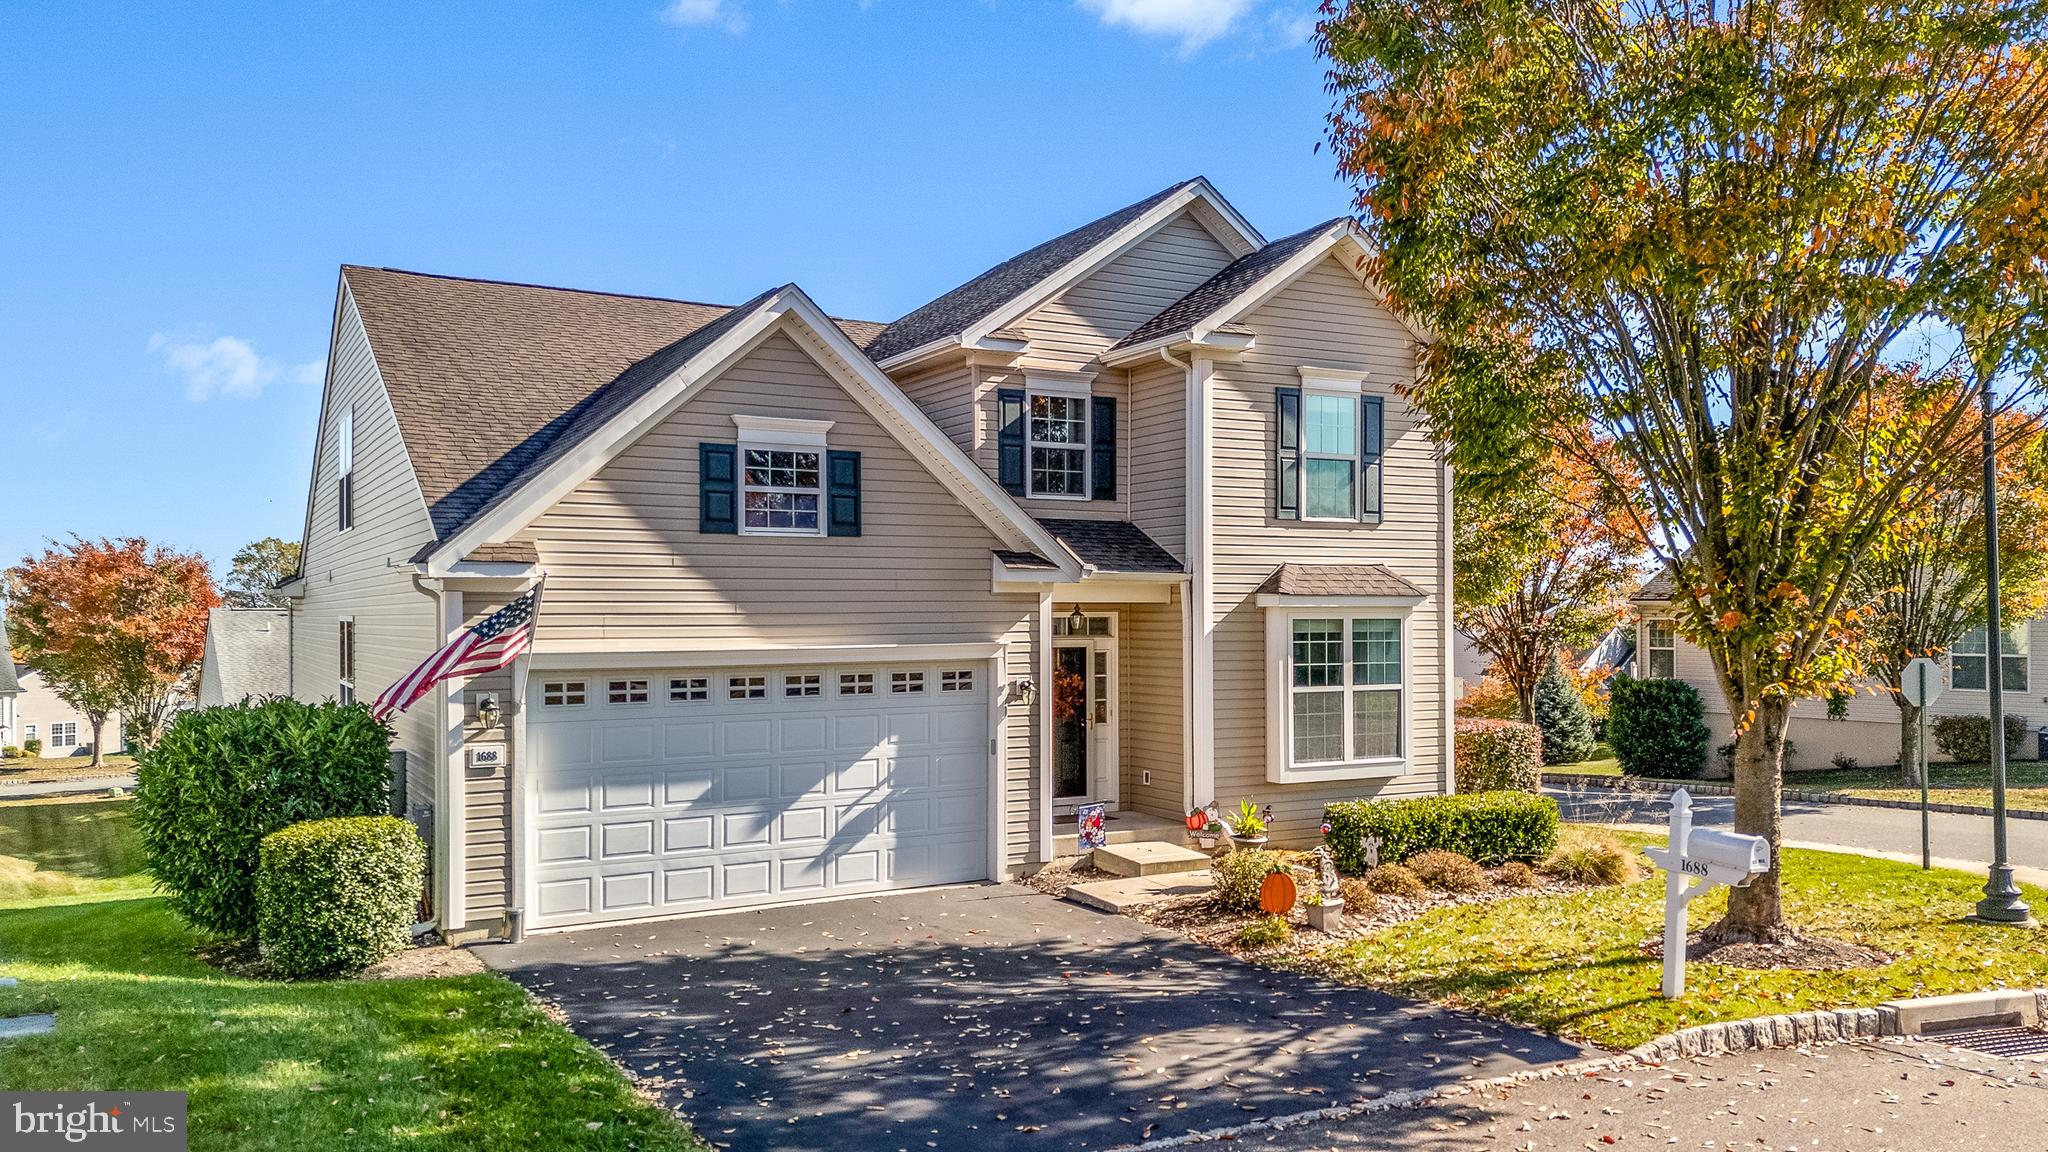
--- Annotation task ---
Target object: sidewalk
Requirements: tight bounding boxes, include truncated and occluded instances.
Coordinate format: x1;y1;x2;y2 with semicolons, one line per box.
0;774;135;799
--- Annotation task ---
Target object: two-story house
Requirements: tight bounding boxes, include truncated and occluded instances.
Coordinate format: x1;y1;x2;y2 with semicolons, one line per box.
278;178;1451;941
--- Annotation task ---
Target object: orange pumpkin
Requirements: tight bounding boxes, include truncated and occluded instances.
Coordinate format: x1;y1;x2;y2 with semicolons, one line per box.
1258;871;1298;916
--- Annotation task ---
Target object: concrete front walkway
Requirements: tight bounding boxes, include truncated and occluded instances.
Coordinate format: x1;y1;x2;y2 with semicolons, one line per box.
476;885;1588;1152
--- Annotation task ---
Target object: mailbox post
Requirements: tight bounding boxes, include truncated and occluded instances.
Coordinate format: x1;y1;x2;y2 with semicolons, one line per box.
1641;789;1770;998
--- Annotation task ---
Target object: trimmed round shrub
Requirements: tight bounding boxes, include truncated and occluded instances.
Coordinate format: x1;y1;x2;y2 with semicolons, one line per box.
1455;719;1543;792
1541;835;1642;886
133;698;393;937
1606;675;1711;780
1360;863;1426;897
257;816;424;978
21;737;41;757
1932;713;2029;765
1407;849;1487;893
1497;860;1541;888
1337;877;1382;915
1533;657;1597;764
1211;848;1289;911
1323;791;1559;873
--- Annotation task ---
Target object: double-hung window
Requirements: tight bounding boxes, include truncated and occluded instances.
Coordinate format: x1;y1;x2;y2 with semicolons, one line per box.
1951;623;2029;692
337;619;356;705
1642;620;1677;679
732;416;834;536
1284;615;1405;771
1027;393;1088;498
336;405;355;532
50;722;77;747
1278;369;1383;523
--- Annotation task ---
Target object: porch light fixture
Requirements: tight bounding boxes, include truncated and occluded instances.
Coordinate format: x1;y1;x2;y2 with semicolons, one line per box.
476;694;502;731
1067;605;1087;633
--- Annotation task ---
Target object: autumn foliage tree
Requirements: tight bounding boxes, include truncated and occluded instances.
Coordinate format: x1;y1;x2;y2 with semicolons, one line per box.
1322;0;2048;940
4;537;220;761
1456;433;1644;722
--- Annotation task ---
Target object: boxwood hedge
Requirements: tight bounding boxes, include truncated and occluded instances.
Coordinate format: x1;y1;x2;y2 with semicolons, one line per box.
1322;791;1559;873
257;816;424;979
132;698;392;937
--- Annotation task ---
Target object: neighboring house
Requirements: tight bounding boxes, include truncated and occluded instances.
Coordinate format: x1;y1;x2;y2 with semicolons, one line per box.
197;607;292;707
1;609;124;758
1633;574;2042;770
278;177;1452;941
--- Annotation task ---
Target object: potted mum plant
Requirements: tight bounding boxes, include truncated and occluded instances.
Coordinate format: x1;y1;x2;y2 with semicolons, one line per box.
1226;799;1270;849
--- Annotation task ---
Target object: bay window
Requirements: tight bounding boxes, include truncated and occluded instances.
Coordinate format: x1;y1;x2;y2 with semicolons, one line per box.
1276;612;1407;778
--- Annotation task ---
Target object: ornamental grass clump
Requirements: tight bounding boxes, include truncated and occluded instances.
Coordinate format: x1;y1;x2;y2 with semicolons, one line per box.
1337;878;1382;916
1541;834;1642;887
1497;860;1542;888
1407;849;1487;893
1360;863;1426;898
1211;848;1288;911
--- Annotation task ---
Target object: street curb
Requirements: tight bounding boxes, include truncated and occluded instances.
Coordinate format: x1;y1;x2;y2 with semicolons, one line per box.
1544;772;2048;822
1111;988;2048;1150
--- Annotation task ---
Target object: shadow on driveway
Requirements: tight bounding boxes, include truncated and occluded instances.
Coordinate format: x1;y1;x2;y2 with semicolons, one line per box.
477;885;1589;1152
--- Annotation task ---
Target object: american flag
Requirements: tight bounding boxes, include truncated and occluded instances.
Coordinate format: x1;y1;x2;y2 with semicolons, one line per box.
373;582;542;721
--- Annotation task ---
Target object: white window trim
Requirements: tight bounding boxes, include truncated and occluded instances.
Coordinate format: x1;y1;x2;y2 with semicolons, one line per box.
336;406;355;534
1298;383;1365;523
1025;380;1092;501
734;418;832;538
1642;619;1678;680
1263;604;1413;783
337;616;356;705
1949;622;2030;693
541;680;590;708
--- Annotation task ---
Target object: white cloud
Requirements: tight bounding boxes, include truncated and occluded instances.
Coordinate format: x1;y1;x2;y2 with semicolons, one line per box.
1078;0;1254;51
149;333;322;402
661;0;748;33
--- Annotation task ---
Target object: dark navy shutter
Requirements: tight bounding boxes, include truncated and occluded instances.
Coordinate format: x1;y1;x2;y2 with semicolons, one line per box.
1275;387;1302;520
826;450;861;537
997;389;1027;495
699;443;738;534
1359;395;1384;523
1090;395;1116;500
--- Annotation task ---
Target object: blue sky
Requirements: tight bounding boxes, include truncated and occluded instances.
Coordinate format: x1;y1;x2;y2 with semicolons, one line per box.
0;0;1346;574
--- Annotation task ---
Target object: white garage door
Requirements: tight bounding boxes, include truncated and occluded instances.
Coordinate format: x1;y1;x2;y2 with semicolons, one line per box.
525;662;990;929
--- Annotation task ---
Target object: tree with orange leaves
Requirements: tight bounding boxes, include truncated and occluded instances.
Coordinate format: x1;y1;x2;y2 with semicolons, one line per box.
4;536;220;763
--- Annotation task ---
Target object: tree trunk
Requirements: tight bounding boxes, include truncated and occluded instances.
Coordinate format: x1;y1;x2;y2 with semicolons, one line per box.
1712;695;1790;943
87;714;106;768
1898;700;1923;787
1516;680;1537;723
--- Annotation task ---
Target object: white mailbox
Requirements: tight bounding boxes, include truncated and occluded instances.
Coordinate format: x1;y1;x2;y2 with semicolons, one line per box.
1642;789;1771;998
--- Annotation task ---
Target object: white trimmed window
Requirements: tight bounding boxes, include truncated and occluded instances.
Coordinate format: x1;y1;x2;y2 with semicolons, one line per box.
336;404;355;532
735;415;832;536
1643;620;1677;680
891;670;925;695
337;618;356;705
839;672;874;696
1027;392;1088;498
1952;623;2029;692
941;669;974;692
542;681;587;707
669;677;708;702
607;679;649;704
785;673;822;698
728;675;767;700
1263;603;1414;783
1302;392;1358;519
50;722;77;747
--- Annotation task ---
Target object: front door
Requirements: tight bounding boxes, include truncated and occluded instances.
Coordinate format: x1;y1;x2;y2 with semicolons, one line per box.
1052;635;1118;815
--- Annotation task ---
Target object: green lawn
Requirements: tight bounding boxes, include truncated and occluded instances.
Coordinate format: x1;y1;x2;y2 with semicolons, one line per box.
0;796;154;903
0;799;707;1152
1546;752;2048;812
0;751;138;781
1303;830;2048;1050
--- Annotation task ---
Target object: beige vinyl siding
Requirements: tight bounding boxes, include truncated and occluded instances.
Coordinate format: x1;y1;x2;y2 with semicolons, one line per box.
1012;213;1235;374
1121;598;1185;817
1128;357;1188;561
1643;613;2048;771
290;287;440;812
515;328;1036;648
1206;255;1447;844
455;622;515;921
1003;611;1043;869
893;359;977;458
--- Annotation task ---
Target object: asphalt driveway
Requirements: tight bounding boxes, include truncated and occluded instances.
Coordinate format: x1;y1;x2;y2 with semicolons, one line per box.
476;884;1588;1152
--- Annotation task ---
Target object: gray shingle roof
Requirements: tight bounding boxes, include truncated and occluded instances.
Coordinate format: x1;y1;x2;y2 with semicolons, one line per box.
993;549;1060;571
1256;563;1426;599
0;610;20;696
340;267;884;552
1634;571;1676;602
1035;518;1184;574
462;541;540;564
862;180;1200;364
1110;220;1339;351
205;607;291;703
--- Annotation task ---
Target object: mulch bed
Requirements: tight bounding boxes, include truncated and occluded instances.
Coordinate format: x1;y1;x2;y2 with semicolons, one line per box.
195;932;484;981
1022;849;1603;962
1645;930;1893;971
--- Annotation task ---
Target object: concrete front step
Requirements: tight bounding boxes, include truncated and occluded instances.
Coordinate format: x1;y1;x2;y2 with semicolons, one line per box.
1065;870;1213;914
1091;840;1212;878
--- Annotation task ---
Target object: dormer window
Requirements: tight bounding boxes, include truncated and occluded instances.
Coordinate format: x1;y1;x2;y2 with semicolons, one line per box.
701;416;860;538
